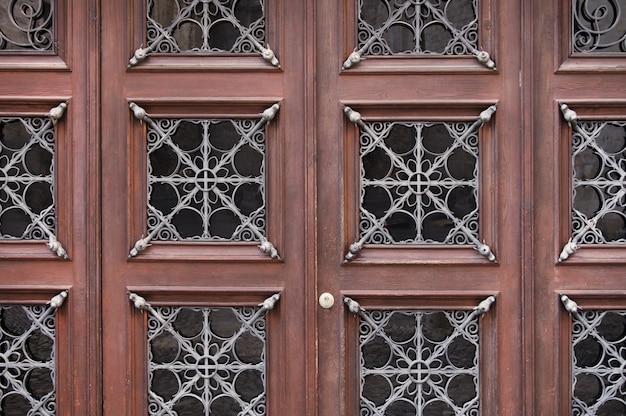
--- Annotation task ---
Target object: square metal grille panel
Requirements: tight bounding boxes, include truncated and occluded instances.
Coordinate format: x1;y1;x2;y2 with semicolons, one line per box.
147;306;267;415
358;120;479;245
359;309;480;415
571;120;626;244
0;304;57;415
572;310;626;414
0;116;56;240
0;0;54;51
146;118;266;242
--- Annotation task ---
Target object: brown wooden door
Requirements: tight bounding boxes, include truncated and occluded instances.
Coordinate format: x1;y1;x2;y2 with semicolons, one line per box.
532;1;626;415
100;1;310;414
315;0;524;414
100;0;525;414
0;2;99;415
3;0;626;414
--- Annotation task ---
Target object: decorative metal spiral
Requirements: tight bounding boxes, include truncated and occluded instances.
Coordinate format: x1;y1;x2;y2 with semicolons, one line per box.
0;0;54;51
573;0;626;53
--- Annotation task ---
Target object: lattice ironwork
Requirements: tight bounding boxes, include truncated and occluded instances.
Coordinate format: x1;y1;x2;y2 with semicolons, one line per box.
0;292;67;415
558;105;626;261
570;308;626;415
130;0;279;67
129;102;280;259
343;0;495;69
343;105;496;262
573;0;626;53
346;296;493;416
144;298;277;416
0;0;54;51
0;112;68;258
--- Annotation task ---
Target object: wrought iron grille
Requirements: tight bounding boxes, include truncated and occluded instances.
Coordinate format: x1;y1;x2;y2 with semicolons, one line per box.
358;120;479;244
0;116;56;241
571;120;626;244
573;0;626;53
344;105;497;262
0;303;58;415
571;310;626;415
130;0;278;67
147;305;267;415
344;0;495;69
0;0;54;51
358;309;480;415
146;117;266;241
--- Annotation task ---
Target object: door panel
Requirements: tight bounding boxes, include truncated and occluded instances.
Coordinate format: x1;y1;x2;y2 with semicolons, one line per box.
533;0;626;414
0;1;99;414
101;1;310;414
316;0;523;414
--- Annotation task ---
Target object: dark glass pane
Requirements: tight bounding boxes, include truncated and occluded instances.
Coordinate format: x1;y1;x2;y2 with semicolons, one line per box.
210;308;240;338
574;374;602;405
384;312;416;343
448;374;476;405
362;147;392;180
362;336;391;369
25;330;53;362
234;369;263;402
422;312;453;342
173;308;203;338
26;368;53;399
234;332;263;364
597;312;626;341
150;333;179;364
362;375;391;406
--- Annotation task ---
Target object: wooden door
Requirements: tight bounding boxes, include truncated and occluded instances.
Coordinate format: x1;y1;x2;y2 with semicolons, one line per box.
0;1;99;415
532;0;626;415
2;0;626;414
100;1;310;414
315;0;523;415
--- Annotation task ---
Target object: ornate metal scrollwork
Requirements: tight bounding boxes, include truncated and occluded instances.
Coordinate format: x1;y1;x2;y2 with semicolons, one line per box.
128;102;281;259
0;105;69;259
343;0;496;70
129;0;279;67
343;104;497;262
0;0;54;51
558;103;626;262
566;304;626;414
138;293;279;415
0;292;68;415
573;0;626;53
346;295;495;416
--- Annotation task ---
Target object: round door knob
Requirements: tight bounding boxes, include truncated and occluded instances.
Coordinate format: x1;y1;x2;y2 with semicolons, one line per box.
318;292;335;309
